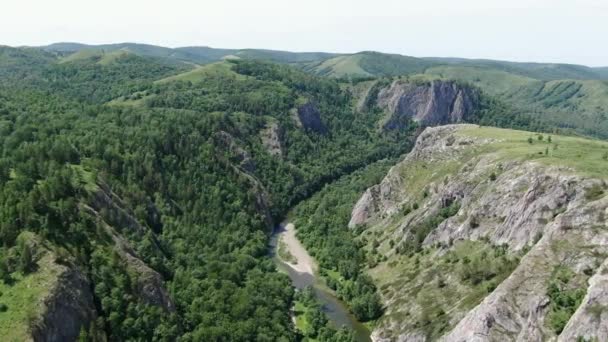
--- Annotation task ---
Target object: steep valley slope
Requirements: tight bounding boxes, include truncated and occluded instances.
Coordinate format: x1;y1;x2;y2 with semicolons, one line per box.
349;124;608;341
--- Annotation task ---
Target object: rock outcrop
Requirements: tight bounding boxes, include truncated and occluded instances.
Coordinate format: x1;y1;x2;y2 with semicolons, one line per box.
294;101;328;135
85;185;176;312
374;80;479;130
260;121;284;157
353;125;608;341
31;263;98;342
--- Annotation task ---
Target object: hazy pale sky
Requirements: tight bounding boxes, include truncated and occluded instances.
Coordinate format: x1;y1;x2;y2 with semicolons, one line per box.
1;0;607;66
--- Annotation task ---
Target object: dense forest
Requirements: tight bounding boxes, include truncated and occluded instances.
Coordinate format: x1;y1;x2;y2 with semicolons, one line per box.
0;44;574;341
0;47;421;341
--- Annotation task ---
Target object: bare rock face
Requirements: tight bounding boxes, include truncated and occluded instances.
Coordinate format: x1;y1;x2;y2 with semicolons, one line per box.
295;101;328;135
353;125;608;341
376;80;478;130
31;261;98;342
122;252;175;311
260;121;284;157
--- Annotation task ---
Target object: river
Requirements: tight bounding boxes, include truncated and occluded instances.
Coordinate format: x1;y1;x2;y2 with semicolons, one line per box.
269;222;372;342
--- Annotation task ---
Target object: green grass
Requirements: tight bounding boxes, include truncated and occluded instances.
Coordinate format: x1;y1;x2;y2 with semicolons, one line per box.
277;237;297;264
293;300;318;342
425;65;535;95
69;164;99;192
306;55;371;78
60;49;133;65
425;65;608;139
0;236;63;341
109;63;243;105
458;125;608;178
98;50;131;65
369;240;520;340
59;49;104;64
154;62;245;84
305;52;436;78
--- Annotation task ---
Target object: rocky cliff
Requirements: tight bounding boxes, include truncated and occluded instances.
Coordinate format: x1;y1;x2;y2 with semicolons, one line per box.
30;262;98;342
367;80;479;130
293;101;328;135
351;124;608;341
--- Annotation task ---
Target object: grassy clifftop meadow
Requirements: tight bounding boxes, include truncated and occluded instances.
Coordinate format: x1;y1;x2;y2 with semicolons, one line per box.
0;43;607;341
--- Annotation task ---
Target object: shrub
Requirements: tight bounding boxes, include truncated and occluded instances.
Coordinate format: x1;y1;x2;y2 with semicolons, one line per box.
489;172;497;181
585;184;605;201
546;266;586;334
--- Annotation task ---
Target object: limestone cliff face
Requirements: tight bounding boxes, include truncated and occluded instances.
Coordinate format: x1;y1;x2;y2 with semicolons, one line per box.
351;125;608;342
374;80;479;129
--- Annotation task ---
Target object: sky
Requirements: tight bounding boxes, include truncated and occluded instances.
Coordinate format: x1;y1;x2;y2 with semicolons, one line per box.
1;0;607;66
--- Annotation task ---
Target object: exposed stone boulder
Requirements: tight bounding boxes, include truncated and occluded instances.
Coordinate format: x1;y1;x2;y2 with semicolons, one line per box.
376;80;479;129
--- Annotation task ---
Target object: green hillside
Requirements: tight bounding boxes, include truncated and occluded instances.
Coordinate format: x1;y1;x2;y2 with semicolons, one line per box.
44;43;340;66
303;51;437;78
426;57;608;81
0;50;429;340
423;64;608;138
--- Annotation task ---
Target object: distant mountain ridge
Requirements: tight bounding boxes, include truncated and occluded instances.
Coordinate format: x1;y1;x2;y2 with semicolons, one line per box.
38;42;608;81
41;42;340;65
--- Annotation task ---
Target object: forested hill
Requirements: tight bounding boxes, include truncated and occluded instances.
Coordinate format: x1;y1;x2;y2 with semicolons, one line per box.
0;46;431;341
30;43;608;140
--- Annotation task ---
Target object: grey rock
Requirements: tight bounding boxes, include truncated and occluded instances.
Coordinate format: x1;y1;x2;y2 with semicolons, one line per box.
376;80;478;129
31;262;97;342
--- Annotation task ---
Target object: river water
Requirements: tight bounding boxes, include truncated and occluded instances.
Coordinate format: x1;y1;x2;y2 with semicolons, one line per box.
269;223;372;342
